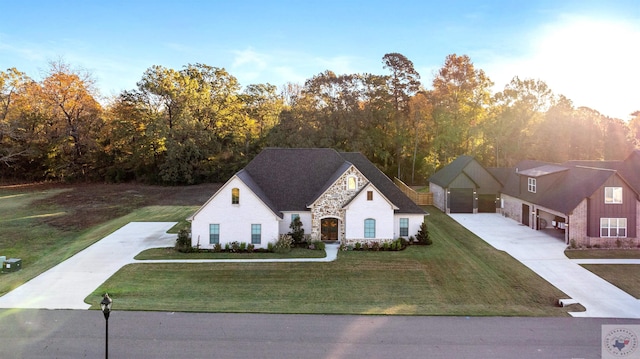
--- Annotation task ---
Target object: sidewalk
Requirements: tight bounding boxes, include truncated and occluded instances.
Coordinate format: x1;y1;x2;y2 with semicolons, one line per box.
449;213;640;318
0;222;338;310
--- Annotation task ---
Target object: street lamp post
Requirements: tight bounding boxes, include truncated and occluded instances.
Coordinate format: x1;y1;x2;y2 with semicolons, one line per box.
100;293;112;359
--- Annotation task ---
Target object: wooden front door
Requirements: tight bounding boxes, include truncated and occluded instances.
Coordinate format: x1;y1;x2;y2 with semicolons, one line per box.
321;218;339;241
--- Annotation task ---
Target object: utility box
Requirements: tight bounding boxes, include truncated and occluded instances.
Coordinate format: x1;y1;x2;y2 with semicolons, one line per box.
2;258;22;273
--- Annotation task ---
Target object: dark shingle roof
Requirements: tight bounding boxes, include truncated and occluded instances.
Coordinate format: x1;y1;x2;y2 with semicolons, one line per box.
428;155;475;187
339;152;425;214
241;148;424;215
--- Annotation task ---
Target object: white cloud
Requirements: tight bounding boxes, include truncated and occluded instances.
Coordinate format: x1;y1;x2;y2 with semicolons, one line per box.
481;15;640;120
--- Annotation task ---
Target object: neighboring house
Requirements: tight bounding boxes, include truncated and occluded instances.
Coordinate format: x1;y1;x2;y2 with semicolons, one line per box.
188;148;426;249
428;155;502;213
431;150;640;247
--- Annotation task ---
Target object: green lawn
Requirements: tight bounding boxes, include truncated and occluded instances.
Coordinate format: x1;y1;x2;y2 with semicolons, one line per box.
581;265;640;299
87;208;576;316
0;185;198;297
565;249;640;259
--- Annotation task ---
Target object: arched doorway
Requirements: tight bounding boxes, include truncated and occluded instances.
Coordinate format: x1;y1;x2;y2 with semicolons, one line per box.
321;218;339;241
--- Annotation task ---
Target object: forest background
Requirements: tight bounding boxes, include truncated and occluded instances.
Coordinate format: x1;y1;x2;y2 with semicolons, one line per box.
1;53;638;185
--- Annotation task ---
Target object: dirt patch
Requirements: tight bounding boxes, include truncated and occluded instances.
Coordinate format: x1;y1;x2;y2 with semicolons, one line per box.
22;183;221;231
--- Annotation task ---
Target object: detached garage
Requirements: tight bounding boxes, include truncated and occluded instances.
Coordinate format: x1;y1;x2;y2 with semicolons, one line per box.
429;156;503;214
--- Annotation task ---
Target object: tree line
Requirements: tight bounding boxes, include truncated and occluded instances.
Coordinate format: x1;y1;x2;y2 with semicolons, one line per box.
1;54;639;185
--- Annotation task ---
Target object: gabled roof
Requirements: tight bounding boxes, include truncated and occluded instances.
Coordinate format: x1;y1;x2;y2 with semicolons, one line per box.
237;148;424;215
428;155;475;187
339;152;424;214
618;150;640;194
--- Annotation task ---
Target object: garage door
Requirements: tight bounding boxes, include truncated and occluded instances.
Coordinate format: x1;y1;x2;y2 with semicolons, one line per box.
449;188;473;213
478;194;496;213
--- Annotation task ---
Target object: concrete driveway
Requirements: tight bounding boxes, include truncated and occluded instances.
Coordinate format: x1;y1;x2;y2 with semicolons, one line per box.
0;222;178;310
449;213;640;318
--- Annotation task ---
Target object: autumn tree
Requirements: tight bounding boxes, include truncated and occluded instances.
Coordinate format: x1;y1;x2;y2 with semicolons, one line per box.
429;54;493;169
382;53;421;179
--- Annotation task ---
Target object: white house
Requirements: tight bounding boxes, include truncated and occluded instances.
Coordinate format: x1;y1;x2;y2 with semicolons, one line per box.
188;148;426;249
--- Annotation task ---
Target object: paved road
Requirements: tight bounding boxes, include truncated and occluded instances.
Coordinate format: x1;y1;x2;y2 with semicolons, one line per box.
450;213;640;318
2;309;638;359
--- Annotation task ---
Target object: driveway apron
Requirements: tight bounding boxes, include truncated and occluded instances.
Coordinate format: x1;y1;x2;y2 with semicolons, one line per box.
450;213;640;318
0;222;177;310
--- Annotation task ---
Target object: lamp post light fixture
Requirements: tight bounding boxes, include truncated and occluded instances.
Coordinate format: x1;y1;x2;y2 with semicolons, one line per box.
100;293;112;359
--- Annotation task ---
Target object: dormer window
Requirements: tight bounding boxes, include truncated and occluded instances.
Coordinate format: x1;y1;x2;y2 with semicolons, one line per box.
347;175;357;190
527;178;536;193
605;187;623;204
232;188;240;204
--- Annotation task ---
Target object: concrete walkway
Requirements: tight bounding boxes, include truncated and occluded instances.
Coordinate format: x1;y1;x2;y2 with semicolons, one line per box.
449;213;640;318
0;222;338;310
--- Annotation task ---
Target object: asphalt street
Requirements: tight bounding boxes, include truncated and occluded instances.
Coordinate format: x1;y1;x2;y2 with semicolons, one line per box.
1;309;639;359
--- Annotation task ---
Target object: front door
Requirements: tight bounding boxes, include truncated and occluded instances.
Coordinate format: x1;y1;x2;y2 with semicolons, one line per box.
522;204;530;226
321;218;339;241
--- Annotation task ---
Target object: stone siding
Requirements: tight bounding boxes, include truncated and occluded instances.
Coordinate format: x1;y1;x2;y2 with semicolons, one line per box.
310;166;367;241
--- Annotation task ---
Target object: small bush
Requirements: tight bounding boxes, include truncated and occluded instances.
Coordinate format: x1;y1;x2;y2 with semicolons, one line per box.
175;229;194;253
383;242;390;251
371;241;380;251
247;243;255;253
273;234;293;253
355;242;361;250
239;242;247;251
310;240;325;251
267;242;274;252
213;243;222;252
225;243;231;251
415;222;432;245
569;239;577;249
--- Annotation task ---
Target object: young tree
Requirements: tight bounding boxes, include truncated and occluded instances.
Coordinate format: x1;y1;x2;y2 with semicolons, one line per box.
288;216;305;244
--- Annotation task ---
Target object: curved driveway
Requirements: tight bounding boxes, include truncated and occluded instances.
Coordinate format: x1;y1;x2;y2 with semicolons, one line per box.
0;222;339;310
450;213;640;318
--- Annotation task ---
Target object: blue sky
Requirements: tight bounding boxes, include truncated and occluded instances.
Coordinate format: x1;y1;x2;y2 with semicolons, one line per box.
1;1;638;119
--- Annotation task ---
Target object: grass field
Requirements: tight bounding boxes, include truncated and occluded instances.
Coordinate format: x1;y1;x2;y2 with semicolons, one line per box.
88;207;577;316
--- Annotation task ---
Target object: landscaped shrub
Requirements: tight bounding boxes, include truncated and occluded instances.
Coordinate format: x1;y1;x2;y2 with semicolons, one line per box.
175;229;194;253
247;243;255;253
371;241;380;251
415;222;432;245
267;242;274;252
225;243;231;251
239;242;247;251
383;242;390;251
213;243;222;252
309;240;325;251
273;234;293;253
355;242;361;250
288;216;305;244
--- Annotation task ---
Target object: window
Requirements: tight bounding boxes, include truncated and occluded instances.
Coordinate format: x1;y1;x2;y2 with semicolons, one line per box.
527;178;536;193
600;218;627;237
399;218;409;237
209;224;220;244
605;187;623;204
364;219;375;238
291;214;300;221
251;224;261;244
232;188;240;204
367;191;373;201
347;176;357;190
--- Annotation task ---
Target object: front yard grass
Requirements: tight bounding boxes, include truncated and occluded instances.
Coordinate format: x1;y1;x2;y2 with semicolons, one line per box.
88;207;575;316
580;265;640;299
565;249;640;259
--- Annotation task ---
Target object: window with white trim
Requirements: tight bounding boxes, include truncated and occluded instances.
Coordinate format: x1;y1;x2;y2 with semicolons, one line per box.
209;224;220;244
364;218;375;238
399;218;409;237
251;224;261;244
604;187;623;204
232;188;240;204
527;178;536;193
600;218;627;237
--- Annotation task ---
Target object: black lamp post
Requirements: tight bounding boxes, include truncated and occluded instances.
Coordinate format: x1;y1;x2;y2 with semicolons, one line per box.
100;293;112;359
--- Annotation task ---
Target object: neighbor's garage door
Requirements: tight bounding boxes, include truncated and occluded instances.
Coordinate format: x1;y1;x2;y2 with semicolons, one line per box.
478;194;497;213
449;188;473;213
